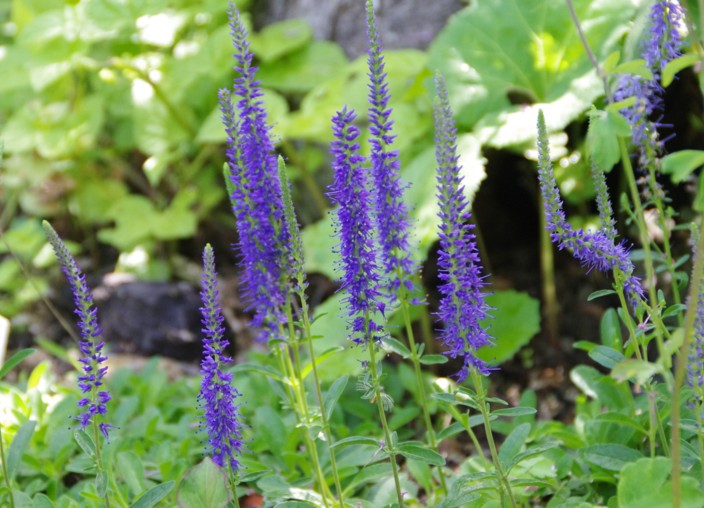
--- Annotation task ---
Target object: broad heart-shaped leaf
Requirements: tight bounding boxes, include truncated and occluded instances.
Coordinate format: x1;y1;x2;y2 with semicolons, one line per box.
428;0;641;148
618;457;704;508
476;290;540;365
177;457;229;508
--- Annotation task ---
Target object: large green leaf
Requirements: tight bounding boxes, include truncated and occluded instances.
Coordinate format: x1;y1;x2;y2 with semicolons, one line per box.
618;457;704;508
428;0;642;148
476;290;540;365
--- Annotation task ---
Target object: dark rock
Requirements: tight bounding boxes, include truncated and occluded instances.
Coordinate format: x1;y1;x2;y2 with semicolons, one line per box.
251;0;464;58
92;275;211;361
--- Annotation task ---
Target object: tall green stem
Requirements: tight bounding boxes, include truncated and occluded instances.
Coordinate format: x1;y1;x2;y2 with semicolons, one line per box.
282;343;333;507
471;370;516;508
296;295;345;507
0;425;16;508
367;335;404;506
539;194;561;349
274;346;331;507
91;421;111;508
399;294;448;495
671;219;704;508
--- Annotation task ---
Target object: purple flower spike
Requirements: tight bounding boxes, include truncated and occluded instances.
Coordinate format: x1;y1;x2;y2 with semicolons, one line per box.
614;1;685;163
198;244;244;471
43;221;113;438
365;0;416;300
329;107;385;345
536;112;644;309
433;76;493;382
220;3;290;343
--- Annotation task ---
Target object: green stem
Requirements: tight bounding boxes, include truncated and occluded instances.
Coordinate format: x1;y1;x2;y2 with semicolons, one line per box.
92;421;111;508
367;339;405;506
670;220;704;508
281;140;328;218
228;467;241;508
619;139;668;366
282;341;333;507
539;193;561;349
297;294;345;507
471;370;516;508
0;425;16;508
614;278;670;457
399;295;448;495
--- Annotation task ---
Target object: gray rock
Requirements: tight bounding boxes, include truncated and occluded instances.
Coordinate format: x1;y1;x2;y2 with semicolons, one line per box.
251;0;464;58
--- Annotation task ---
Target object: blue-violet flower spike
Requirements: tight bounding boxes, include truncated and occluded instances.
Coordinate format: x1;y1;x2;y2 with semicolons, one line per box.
434;75;493;382
220;3;291;343
43;221;113;439
366;0;416;300
536;112;644;309
328;107;385;345
198;244;244;471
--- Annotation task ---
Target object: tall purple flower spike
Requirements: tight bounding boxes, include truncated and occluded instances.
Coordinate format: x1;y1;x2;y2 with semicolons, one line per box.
328;107;385;345
434;76;493;382
219;3;290;343
366;0;416;300
198;244;244;471
43;221;114;440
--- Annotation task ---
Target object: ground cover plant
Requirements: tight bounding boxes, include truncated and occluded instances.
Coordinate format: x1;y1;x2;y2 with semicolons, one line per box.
3;0;704;507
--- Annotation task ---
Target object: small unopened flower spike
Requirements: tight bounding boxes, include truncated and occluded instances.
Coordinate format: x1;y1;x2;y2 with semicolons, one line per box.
43;221;113;439
434;75;493;382
328;106;385;345
220;2;291;343
536;112;644;309
365;0;416;300
198;244;244;471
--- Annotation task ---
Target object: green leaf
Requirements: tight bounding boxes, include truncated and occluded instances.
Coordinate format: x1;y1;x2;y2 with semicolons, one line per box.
661;150;704;183
619;457;704;508
7;420;36;480
428;0;638;147
437;421;465;441
331;436;380;449
570;365;633;411
323;375;348;421
599;308;622;351
177;457;229;508
250;18;312;63
0;348;36;380
612;59;652;80
73;428;96;459
117;451;145;496
588;345;624;370
258;41;348;94
498;423;530;470
492;407;537;417
383;337;412;358
581;444;642;471
342;463;391;496
397;442;445;466
419;354;449;365
477;290;540;365
130;482;176;508
586;107;631;172
588;289;617;301
610;359;660;385
662;53;699;87
301;346;344;379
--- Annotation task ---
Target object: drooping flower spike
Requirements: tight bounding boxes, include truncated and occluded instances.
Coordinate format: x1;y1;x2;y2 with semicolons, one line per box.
219;3;291;343
198;244;245;471
536;111;644;309
43;221;113;439
365;0;416;300
328;106;385;345
433;75;493;382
